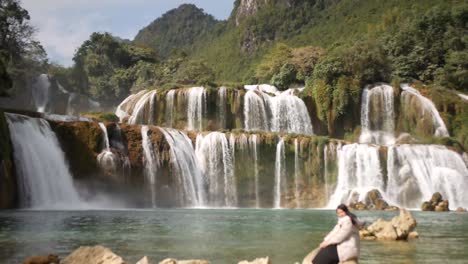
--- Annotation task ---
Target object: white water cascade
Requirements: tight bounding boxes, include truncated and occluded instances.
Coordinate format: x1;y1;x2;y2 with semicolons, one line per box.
97;123;119;175
6;114;83;208
244;87;313;135
401;84;449;137
274;138;286;209
387;145;468;209
165;89;176;127
458;93;468;101
160;128;206;207
186;87;206;131
328;144;385;207
218;86;227;129
294;139;301;208
128;90;157;125
32;74;51;113
359;84;395;145
249;134;260;208
196;132;237;207
141;126;160;207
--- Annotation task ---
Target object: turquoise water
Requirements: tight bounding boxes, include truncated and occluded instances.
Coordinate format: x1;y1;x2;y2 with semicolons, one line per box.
0;209;467;263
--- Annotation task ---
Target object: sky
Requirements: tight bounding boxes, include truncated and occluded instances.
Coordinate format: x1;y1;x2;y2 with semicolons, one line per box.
21;0;234;66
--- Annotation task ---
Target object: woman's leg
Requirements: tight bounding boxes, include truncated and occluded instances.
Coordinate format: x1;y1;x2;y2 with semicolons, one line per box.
312;245;340;264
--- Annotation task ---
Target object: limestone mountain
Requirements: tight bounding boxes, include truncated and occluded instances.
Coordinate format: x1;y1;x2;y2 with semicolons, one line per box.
133;4;220;58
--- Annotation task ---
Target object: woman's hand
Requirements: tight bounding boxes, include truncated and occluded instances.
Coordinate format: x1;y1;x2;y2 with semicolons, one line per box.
319;241;329;248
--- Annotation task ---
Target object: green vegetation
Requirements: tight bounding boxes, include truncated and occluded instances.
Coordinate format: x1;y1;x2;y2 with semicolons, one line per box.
0;0;47;96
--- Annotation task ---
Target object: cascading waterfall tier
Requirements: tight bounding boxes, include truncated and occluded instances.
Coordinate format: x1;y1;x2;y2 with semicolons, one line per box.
387;145;468;209
243;86;313;135
196;132;237;207
141;126;160;207
274;137;286;209
328;144;385;208
359;84;395;145
5;113;83;208
97;123;118;175
186;87;206;131
159;128;206;207
401;84;449;137
32;74;51;113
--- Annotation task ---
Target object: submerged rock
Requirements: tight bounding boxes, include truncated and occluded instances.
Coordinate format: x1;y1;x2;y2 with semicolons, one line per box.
456;207;467;212
360;209;418;241
238;257;271;264
61;245;127;264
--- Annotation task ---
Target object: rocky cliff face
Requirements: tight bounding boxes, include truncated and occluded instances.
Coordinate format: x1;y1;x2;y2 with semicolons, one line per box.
234;0;293;25
0;110;17;208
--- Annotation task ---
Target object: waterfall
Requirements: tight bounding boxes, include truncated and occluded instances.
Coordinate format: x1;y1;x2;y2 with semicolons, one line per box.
186;87;206;131
294;139;301;208
328;144;385;207
401;84;449;137
165;90;176;127
5;114;83;208
244;90;269;131
244;87;313;135
249;135;260;208
269;89;314;135
159;128;206;207
128;90;157;125
97;123;119;175
359;84;395;145
458;93;468;101
218;86;227;129
387;145;468;209
32;74;51;113
141;126;159;207
111;124;131;177
196;132;237;207
274;138;286;209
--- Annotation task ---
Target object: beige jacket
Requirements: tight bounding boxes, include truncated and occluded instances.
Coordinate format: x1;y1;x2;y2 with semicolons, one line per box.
323;215;360;261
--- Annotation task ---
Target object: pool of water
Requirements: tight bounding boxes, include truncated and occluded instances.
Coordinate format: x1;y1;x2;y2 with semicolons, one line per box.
0;209;467;263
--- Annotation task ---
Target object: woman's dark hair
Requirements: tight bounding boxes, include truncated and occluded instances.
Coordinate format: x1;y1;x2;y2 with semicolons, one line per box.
337;204;358;226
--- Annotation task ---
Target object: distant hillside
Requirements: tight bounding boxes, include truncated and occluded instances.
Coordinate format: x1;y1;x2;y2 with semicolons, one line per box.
133;4;220;57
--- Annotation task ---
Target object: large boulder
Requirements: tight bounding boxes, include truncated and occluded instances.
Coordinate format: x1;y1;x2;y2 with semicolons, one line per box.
421;192;450;211
302;248;358;264
61;245;126;264
364;189;389;210
238;257;270;264
159;259;210;264
360;209;418;241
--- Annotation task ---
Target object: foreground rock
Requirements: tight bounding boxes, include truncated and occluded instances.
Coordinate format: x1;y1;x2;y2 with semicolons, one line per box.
159;259;210;264
61;245;126;264
360;209;418;240
421;192;450;211
238;257;270;264
302;248;358;264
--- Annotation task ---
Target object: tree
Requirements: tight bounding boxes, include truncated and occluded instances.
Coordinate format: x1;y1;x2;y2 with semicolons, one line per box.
255;43;292;82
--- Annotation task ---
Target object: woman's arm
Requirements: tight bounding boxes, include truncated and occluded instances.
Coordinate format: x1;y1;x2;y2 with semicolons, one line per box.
326;217;353;245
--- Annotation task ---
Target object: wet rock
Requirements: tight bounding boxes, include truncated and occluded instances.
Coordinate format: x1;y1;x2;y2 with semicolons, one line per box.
421;201;434;211
349;202;368;210
435;200;449;212
456;207;467;212
238;257;270;264
360;209;418;241
23;254;60;264
385;206;399;211
61;245;127;264
408;231;419;239
159;259;210;264
421;192;450;212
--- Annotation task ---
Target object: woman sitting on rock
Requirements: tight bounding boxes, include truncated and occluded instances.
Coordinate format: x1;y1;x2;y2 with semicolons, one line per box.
312;204;360;264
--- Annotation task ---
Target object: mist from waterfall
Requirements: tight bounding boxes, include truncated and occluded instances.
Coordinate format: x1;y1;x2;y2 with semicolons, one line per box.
6;113;83;209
